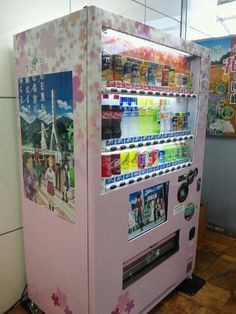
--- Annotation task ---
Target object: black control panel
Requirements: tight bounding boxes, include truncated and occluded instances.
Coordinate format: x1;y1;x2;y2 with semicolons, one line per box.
177;168;199;203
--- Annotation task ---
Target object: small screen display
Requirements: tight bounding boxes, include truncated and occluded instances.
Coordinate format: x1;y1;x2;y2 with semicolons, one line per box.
128;182;169;240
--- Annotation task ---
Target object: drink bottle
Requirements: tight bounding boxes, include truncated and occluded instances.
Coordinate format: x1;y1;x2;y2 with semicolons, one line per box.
137;97;146;136
177;112;184;131
182;141;189;159
111;94;122;138
172;143;178;162
183;112;190;131
160;98;166;134
128;97;138;137
165;145;172;163
121;97;131;138
172;113;178;132
152;98;161;134
147;62;156;86
164;99;172;133
176;142;183;160
145;97;154;135
102;93;112;140
158;145;165;164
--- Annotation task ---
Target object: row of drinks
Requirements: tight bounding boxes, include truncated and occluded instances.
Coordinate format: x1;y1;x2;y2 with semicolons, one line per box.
102;52;192;89
102;141;190;177
102;94;190;140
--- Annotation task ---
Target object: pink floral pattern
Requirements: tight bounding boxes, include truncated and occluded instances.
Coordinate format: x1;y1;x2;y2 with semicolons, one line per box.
51;293;60;306
18;31;27;50
39;24;57;57
111;291;135;314
51;289;72;313
73;74;84;106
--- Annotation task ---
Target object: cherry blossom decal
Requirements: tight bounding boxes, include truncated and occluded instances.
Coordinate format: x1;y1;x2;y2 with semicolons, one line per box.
51;289;72;313
111;291;135;314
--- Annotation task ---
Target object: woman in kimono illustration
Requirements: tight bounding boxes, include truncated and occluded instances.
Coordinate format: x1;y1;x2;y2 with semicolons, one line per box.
23;152;37;202
45;156;56;210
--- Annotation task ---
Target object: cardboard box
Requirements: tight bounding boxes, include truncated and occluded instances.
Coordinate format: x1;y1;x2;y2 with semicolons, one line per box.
198;203;208;241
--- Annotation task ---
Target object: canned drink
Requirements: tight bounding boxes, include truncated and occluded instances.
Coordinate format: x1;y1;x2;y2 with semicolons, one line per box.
139;61;149;85
111;153;121;175
147;62;156;86
162;65;170;86
181;73;187;88
120;150;130;173
101;153;112;177
102;51;113;81
131;59;140;84
168;67;176;87
123;57;132;83
129;149;138;171
113;54;124;81
138;148;146;169
175;73;182;88
155;64;163;86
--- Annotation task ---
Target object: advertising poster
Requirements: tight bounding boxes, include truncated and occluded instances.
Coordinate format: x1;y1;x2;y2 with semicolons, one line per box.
198;36;236;136
18;71;75;222
128;182;168;240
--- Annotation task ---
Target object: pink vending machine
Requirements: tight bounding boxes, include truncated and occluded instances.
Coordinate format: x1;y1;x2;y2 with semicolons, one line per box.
14;6;210;314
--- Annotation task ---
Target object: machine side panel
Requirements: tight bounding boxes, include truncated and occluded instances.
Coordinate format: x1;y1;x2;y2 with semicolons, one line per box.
14;9;89;314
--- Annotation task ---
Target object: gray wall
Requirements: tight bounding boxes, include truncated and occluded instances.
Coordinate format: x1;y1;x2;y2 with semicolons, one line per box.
202;136;236;231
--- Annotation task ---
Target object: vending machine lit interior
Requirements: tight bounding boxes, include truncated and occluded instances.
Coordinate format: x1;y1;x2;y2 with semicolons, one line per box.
14;6;210;314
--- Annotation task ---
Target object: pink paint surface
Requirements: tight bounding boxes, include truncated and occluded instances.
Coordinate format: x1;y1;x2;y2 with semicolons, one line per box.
14;6;210;314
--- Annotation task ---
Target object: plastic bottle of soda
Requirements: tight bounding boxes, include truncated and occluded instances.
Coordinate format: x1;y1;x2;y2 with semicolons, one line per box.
121;97;131;138
152;98;161;134
164;99;172;133
111;94;122;138
137;97;146;136
160;98;166;134
158;145;165;164
102;94;112;140
145;97;154;135
128;97;139;137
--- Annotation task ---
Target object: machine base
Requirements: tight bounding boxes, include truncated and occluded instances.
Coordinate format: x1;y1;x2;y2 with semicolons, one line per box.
177;274;205;295
21;298;44;314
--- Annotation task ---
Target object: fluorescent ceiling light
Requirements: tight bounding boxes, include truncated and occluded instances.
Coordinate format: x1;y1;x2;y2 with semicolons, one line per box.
102;28;192;57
